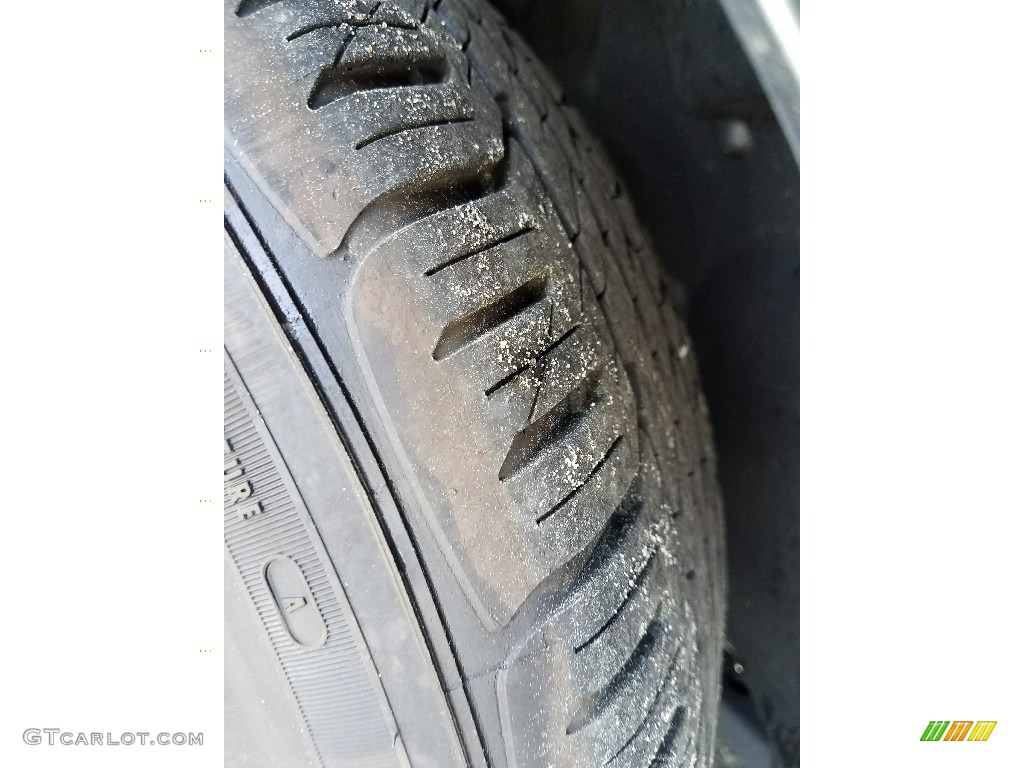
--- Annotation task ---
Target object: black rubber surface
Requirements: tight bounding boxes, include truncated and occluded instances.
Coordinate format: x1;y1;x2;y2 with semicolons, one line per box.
489;2;800;763
224;1;727;765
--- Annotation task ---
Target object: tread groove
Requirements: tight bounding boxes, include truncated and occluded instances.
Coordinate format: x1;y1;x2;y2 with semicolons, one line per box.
424;225;534;277
537;433;624;525
605;640;685;766
646;706;686;768
574;547;659;654
498;354;602;482
524;320;577;423
565;612;664;736
355;116;474;150
484;361;532;398
432;272;549;361
309;54;449;111
235;0;283;18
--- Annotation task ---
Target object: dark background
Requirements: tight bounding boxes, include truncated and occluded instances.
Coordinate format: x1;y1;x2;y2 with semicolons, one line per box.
492;1;800;764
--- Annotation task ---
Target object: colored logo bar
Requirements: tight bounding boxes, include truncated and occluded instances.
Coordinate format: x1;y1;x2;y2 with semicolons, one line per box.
921;721;997;742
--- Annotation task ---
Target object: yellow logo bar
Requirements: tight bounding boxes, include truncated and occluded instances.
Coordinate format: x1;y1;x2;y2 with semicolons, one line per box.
967;721;997;742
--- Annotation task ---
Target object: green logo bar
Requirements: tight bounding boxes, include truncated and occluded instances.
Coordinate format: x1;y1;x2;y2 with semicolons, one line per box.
921;721;950;741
